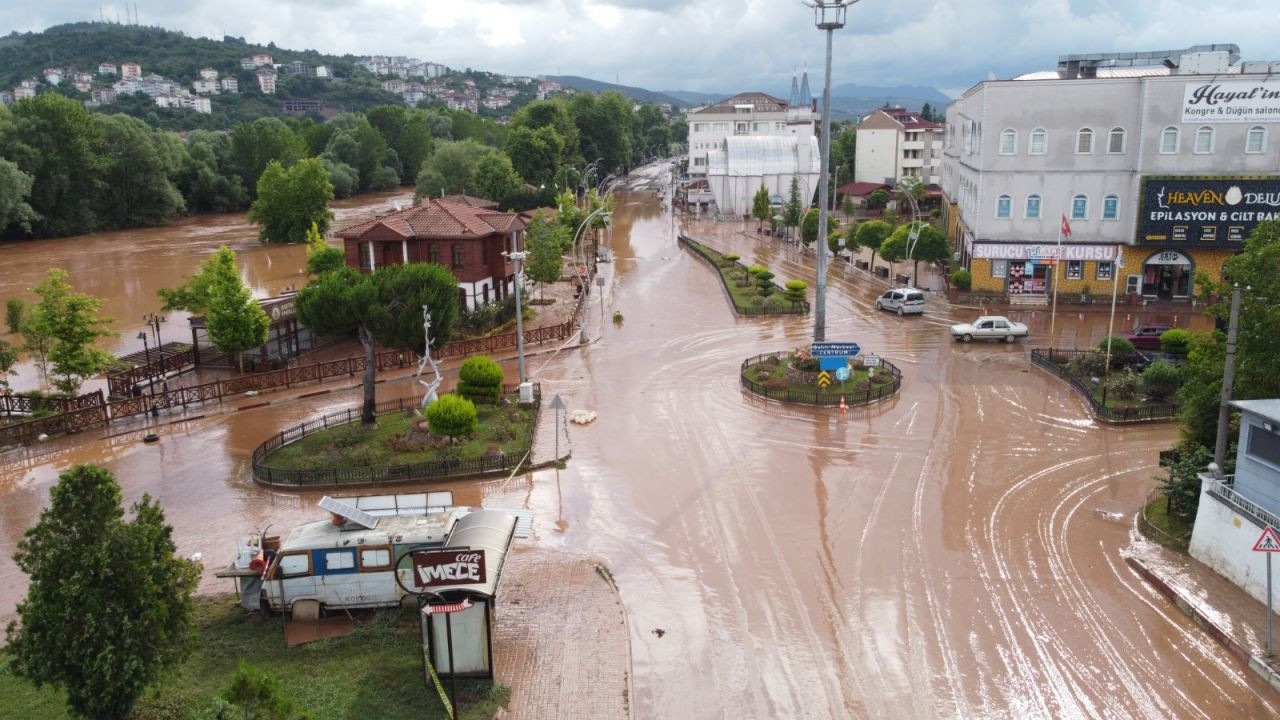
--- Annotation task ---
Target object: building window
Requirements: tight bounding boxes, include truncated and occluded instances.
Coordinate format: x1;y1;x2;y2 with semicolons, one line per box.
996;195;1012;219
1076;128;1094;154
1096;261;1113;281
1029;129;1046;155
999;129;1016;155
1194;126;1214;154
1071;194;1088;220
1160;127;1179;154
1065;260;1083;280
1025;194;1042;219
1249;424;1280;468
963;123;972;152
451;243;464;268
992;260;1008;278
1246;126;1266;154
1107;127;1126;154
1102;194;1119;220
428;243;440;264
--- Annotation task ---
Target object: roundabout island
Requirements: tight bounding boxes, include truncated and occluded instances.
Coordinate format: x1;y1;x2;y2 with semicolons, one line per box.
740;347;901;407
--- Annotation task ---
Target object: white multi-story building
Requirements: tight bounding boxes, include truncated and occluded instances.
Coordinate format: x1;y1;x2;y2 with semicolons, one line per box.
855;107;944;185
98;62;117;76
199;67;218;81
942;44;1280;304
120;62;141;79
257;67;277;94
220;76;239;93
192;79;218;95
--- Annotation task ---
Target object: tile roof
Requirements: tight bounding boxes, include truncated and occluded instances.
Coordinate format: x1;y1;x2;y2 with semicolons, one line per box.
693;91;788;114
335;198;527;240
438;194;500;209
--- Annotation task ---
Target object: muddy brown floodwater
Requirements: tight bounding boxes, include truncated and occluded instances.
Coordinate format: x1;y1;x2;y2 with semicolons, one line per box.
1;171;1276;718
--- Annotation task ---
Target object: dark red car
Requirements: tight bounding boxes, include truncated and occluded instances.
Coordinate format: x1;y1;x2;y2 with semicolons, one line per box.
1126;325;1173;350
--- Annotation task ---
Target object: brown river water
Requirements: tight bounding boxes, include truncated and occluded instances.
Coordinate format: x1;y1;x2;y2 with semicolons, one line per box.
0;173;1273;718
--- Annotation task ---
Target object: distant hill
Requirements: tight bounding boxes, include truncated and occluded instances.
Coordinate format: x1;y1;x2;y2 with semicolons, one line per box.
546;75;689;109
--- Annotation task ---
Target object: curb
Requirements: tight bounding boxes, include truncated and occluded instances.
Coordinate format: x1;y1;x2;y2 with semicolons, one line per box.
1125;555;1280;693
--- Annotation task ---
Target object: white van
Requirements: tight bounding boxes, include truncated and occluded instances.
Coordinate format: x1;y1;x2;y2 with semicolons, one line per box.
876;287;925;315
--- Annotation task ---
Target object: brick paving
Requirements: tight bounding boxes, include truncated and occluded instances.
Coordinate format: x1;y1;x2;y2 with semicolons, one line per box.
494;548;632;720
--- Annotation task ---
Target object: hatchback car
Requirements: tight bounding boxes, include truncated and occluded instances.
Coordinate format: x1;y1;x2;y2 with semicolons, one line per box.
876;287;926;315
1126;325;1173;350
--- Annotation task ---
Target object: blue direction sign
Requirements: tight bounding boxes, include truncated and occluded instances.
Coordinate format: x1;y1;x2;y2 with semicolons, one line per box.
818;357;847;371
811;342;861;358
834;366;851;382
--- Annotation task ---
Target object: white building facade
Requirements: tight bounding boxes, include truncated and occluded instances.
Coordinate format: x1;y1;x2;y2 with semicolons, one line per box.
942;44;1280;304
854;107;943;185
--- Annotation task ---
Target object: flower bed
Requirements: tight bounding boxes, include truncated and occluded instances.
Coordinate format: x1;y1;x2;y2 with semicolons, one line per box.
740;350;901;407
678;236;809;316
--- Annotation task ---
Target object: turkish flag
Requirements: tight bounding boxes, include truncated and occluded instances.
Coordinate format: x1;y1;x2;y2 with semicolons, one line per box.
1061;215;1072;238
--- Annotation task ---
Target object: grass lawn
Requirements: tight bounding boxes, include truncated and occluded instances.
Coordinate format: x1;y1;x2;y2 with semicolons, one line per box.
1139;493;1194;554
264;401;535;471
682;238;805;315
0;594;509;720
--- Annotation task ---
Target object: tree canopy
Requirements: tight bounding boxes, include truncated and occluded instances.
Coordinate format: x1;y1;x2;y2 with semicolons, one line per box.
248;157;334;244
203;245;270;371
524;212;568;299
30;268;116;395
751;184;771;232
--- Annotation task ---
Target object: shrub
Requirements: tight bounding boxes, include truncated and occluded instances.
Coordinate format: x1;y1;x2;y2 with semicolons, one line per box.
457;355;504;402
346;444;388;466
952;269;972;291
762;378;788;390
1097;336;1134;361
790;355;820;372
747;264;768;276
723;253;740;262
1107;368;1143;400
330;424;368;448
783;280;807;305
1142;360;1182;402
1160;328;1192;356
612;311;624;323
1067;350;1108;378
755;270;776;296
426;394;478;438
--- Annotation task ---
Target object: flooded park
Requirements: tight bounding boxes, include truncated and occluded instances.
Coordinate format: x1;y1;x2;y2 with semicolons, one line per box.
1;166;1275;718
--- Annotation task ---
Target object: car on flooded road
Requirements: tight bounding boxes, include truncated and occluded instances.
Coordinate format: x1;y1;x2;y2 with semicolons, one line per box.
950;315;1029;343
876;287;926;315
1126;324;1173;350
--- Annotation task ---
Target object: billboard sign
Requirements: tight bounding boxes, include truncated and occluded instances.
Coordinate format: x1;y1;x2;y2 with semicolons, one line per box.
1182;81;1280;124
412;549;486;589
1138;176;1280;248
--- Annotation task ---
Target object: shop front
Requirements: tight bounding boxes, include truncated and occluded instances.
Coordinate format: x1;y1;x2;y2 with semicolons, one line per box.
1140;250;1194;300
968;242;1120;302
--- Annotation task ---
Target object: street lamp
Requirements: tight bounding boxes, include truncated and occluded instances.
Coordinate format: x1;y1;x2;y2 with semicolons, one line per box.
805;0;860;342
136;331;158;413
503;250;528;383
143;312;166;348
572;207;613;345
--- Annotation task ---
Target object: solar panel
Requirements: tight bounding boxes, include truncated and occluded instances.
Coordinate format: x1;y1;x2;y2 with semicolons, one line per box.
319;495;379;529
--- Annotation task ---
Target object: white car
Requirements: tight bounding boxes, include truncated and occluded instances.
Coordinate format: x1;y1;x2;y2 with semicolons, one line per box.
950;315;1029;343
876;287;925;315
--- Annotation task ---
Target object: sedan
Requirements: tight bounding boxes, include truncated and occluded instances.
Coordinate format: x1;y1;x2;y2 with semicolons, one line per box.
1126;325;1173;350
950;316;1029;343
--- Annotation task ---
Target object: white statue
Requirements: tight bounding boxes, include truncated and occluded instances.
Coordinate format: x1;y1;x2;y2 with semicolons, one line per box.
416;306;443;408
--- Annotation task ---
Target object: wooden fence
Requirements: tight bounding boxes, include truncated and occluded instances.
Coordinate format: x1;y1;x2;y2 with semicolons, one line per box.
250;384;540;488
107;347;198;397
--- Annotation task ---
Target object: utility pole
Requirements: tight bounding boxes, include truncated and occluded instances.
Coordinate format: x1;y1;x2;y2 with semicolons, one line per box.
1213;284;1243;474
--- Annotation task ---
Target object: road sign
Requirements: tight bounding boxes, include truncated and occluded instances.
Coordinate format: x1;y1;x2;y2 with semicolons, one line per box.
835;366;851;382
812;342;861;358
862;354;882;368
818;357;847;371
817;371;831;388
1255;527;1280;552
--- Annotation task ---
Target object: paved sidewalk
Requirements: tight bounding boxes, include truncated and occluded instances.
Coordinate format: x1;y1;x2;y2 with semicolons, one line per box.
494;548;632;720
1125;532;1280;691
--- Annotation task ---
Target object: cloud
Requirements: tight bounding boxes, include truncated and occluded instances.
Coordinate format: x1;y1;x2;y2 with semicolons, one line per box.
3;0;1279;98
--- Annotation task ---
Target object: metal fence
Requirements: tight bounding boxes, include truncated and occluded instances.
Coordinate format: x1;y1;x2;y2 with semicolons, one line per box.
1136;488;1192;552
679;235;811;316
740;353;901;407
1029;348;1180;423
250;384;540;488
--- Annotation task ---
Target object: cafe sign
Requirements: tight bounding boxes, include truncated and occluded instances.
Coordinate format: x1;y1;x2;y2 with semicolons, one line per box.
1138;176;1280;248
971;243;1117;261
412;549;487;589
1182;81;1280;124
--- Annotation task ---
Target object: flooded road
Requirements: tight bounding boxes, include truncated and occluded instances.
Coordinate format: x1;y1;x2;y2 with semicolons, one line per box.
1;171;1275;717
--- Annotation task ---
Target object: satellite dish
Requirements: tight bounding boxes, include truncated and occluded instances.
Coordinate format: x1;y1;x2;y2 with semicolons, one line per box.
319;496;379;529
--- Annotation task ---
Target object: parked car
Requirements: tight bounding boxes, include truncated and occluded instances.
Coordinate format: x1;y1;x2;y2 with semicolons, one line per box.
876;287;926;315
950;316;1029;343
1126;325;1174;350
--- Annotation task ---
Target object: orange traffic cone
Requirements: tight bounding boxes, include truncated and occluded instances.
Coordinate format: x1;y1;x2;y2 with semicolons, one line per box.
839;395;848;414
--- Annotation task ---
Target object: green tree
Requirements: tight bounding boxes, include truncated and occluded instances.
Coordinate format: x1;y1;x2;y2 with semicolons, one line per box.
426;393;479;439
755;269;776;296
0;92;105;236
20;308;52;386
524;212;567;300
0;338;17;394
213;660;312;720
457;355;504;402
249;157;334;244
832;127;856;183
395;110;435;182
158;246;238;314
905;224;950;280
879;228;908;275
413;139;488;201
230;117;305;199
177;131;248;213
469;149;523;202
783;177;803;241
202;246;270;372
0;157;40;233
799;207;831;247
505;125;565;189
31;268;116;396
512;98;581;166
93;113;187;229
751;184;771;232
325;114;388;192
304;221;345;277
867;188;889;209
783;280;808;307
5;464;200;720
571;91;633;173
854;219;893;269
5;297;24;335
296;263;460;424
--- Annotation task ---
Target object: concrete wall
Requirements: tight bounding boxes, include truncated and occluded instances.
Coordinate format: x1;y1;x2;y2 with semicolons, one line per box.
855;127;900;184
1190;482;1280;608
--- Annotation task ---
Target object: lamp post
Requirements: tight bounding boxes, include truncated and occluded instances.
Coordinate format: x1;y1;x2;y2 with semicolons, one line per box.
806;0;859;342
143;312;166;349
572;207;612;345
504;250;528;383
136;331;158;413
1214;284;1244;474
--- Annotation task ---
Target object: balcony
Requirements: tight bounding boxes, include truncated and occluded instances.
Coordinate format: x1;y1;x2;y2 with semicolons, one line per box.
902;141;925;151
1204;473;1280;530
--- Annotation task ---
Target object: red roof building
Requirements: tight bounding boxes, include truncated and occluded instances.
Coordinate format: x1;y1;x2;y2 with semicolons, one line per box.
336;198;529;309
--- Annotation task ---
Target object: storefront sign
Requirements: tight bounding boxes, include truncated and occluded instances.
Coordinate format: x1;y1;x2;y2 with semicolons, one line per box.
1182;81;1280;124
971;243;1116;261
1145;251;1191;266
413;550;486;588
1138;176;1280;248
261;297;297;322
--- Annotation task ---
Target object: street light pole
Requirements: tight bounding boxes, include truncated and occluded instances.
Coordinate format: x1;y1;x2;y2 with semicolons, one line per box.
808;0;857;342
505;250;528;383
1214;284;1243;474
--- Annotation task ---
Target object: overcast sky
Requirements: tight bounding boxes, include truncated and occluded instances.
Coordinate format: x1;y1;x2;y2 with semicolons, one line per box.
10;1;1280;97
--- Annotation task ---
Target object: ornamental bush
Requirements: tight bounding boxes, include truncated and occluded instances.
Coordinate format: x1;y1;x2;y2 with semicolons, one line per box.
783;280;807;305
755;270;776;296
1142;360;1182;402
1067;350;1108;378
1107;368;1143;400
1097;336;1134;365
1160;328;1192;356
457;355;504;402
747;264;768;276
426;394;478;439
952;269;972;291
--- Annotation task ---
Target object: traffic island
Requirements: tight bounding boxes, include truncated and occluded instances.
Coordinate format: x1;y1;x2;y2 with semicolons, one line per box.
740;349;901;407
251;388;541;488
1029;348;1181;423
678;235;810;316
